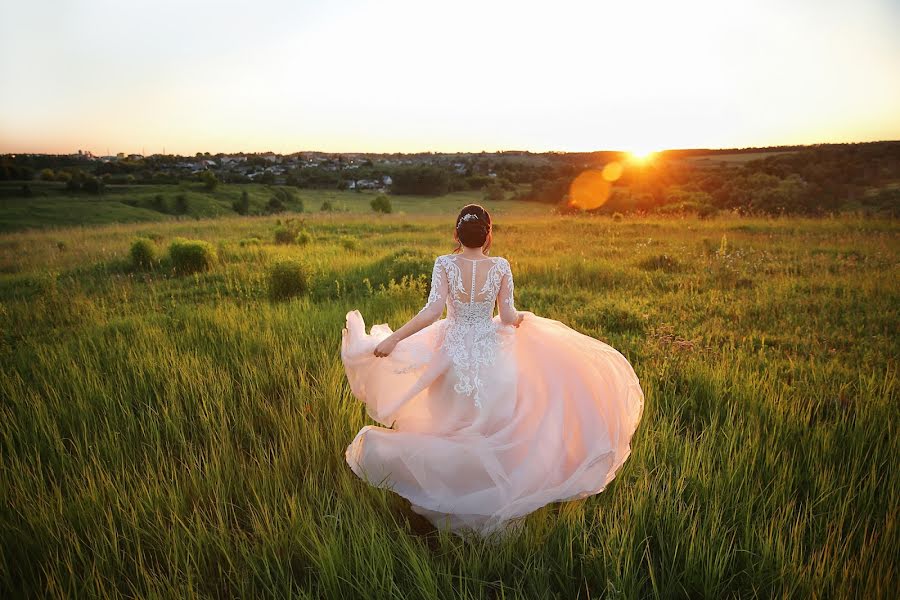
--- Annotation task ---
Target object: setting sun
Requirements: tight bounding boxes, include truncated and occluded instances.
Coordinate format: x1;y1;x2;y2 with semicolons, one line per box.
626;148;658;163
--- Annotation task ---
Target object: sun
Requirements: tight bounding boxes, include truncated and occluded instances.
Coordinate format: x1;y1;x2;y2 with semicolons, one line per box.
626;146;658;162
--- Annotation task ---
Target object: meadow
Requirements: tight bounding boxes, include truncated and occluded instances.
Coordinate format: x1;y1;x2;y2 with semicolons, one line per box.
0;196;897;598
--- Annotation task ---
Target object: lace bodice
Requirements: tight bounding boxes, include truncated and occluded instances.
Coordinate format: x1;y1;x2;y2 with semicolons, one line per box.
416;254;518;408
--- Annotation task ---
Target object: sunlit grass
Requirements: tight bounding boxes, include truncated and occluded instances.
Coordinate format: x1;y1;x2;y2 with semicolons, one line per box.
0;211;897;597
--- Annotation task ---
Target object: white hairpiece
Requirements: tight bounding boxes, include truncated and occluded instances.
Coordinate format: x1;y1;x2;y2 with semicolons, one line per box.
457;213;478;228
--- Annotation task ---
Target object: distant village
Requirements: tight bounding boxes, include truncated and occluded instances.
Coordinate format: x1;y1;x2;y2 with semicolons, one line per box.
53;149;532;191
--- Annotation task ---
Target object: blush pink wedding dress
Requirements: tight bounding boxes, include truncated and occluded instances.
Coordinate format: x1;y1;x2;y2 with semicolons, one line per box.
341;254;645;540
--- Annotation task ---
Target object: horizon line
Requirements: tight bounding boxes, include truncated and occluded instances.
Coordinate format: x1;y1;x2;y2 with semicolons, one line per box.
5;138;900;158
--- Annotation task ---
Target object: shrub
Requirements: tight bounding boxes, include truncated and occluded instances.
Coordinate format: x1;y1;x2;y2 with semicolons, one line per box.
267;188;301;214
698;204;719;218
130;238;159;270
151;194;167;213
274;226;297;244
169;238;216;274
82;176;104;195
340;236;360;251
612;212;624;221
273;218;309;244
268;259;309;301
266;195;286;213
320;199;334;212
233;190;250;215
239;237;262;247
201;170;218;191
370;194;392;214
174;194;189;215
483;182;505;202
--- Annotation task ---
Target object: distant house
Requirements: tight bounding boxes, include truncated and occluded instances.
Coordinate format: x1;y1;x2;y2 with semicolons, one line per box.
382;175;393;186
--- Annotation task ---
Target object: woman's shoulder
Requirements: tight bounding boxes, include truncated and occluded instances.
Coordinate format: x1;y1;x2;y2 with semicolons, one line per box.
491;255;511;269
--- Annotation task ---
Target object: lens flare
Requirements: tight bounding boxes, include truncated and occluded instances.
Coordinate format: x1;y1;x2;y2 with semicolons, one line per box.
568;169;612;210
602;161;623;182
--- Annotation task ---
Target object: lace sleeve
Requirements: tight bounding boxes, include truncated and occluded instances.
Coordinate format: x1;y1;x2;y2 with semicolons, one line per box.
417;256;447;324
497;258;519;325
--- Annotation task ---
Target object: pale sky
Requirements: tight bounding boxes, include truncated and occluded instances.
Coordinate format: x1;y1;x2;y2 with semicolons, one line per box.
2;0;899;155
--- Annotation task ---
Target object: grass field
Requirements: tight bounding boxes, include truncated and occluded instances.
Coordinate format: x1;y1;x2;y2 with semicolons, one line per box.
1;206;897;597
680;151;797;165
0;182;544;234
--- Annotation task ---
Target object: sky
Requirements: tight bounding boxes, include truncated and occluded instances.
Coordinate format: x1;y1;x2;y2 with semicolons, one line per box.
1;0;899;156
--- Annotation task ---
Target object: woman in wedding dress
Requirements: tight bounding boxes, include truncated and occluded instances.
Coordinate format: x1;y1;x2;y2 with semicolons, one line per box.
341;204;645;540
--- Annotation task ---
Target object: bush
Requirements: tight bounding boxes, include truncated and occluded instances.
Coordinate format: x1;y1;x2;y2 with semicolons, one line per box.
130;238;159;270
274;226;297;244
233;190;250;215
239;237;262;247
483;182;505;202
268;259;309;301
201;170;218;191
370;194;392;213
340;236;360;251
151;194;167;212
386;247;432;284
169;238;216;274
267;195;286;214
174;194;189;215
273;218;308;244
82;176;104;195
320;199;334;212
612;212;624;221
267;188;301;214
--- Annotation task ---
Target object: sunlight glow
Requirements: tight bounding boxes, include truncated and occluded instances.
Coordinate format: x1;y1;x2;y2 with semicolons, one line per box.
626;149;657;163
1;0;899;154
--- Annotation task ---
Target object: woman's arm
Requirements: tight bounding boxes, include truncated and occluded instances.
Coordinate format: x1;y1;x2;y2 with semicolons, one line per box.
374;257;447;357
497;258;524;327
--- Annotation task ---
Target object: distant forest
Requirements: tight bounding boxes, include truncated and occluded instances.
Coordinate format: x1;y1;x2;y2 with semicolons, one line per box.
2;142;898;217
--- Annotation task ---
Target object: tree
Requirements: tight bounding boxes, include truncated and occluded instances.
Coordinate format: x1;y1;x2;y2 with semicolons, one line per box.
390;166;451;195
175;193;189;214
200;170;218;191
483;182;505;202
233;190;250;215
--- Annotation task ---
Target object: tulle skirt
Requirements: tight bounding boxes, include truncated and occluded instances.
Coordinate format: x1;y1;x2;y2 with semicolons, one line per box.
341;309;644;540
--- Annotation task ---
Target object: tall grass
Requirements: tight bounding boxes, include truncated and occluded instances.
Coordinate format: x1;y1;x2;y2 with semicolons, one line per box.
0;211;897;598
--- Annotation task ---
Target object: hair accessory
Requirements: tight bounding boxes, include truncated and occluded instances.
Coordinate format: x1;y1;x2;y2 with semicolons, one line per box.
457;213;479;228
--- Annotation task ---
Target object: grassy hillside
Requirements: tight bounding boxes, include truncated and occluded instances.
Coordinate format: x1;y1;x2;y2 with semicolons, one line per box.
0;182;546;234
1;211;897;597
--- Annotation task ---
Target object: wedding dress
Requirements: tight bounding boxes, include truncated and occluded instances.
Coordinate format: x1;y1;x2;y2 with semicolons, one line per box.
341;254;644;540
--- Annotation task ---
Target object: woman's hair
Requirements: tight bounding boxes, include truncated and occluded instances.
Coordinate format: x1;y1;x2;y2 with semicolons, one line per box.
453;204;492;252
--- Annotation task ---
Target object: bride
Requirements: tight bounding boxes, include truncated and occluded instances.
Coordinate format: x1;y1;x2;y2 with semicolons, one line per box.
341;204;645;540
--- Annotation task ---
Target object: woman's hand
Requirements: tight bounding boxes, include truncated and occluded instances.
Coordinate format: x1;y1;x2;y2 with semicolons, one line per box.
373;335;398;357
513;312;525;328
